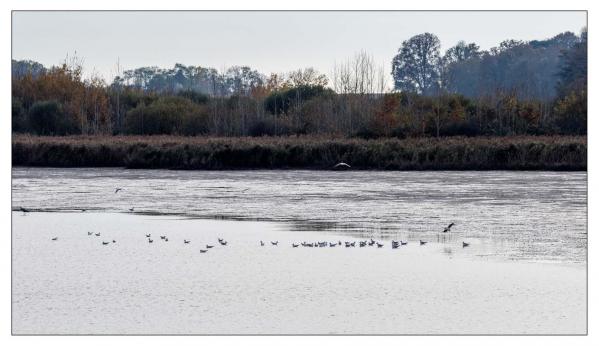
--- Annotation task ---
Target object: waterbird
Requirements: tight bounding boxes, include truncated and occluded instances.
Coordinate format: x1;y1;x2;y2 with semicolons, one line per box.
206;245;214;249
292;243;299;248
145;234;151;238
333;162;351;170
165;238;168;242
220;241;228;246
129;207;135;212
160;236;166;240
329;242;337;247
338;241;341;245
87;232;93;236
51;237;58;241
112;240;116;243
184;240;190;244
420;240;428;246
462;241;470;247
443;222;455;233
359;241;366;248
377;243;384;248
218;238;224;242
19;207;30;213
148;238;153;243
200;249;208;253
260;241;264;246
95;233;101;236
114;188;123;194
271;241;278;246
392;243;399;249
400;241;408;246
102;241;109;245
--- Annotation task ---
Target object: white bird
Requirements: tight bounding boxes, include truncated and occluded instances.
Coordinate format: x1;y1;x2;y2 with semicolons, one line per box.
333;162;351;170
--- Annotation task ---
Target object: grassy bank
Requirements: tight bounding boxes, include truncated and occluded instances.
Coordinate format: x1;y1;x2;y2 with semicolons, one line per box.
12;135;587;170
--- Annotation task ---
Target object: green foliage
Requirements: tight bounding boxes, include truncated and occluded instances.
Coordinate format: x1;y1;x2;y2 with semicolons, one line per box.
265;85;334;115
123;96;209;135
28;101;78;135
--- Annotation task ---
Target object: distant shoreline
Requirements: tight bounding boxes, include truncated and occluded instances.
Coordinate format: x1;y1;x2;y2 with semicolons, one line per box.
12;135;587;171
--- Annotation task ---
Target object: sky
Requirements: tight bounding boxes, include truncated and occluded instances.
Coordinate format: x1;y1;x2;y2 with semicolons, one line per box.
12;11;587;82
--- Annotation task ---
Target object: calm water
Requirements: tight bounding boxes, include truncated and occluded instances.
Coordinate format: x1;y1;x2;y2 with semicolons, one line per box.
12;168;587;263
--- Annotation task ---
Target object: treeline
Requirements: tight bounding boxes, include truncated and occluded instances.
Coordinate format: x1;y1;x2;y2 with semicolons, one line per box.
11;29;587;138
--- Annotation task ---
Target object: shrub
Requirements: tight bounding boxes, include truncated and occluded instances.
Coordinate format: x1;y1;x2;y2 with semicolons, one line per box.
28;100;78;135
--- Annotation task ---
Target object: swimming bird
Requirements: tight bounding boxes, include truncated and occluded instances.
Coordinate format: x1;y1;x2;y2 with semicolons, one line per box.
148;238;153;243
184;240;190;244
200;249;208;253
19;207;29;213
102;241;109;245
129;207;135;212
218;238;224;242
260;241;264;246
338;241;342;245
462;241;470;247
443;222;455;233
51;237;58;241
400;241;408;246
95;233;101;236
271;241;278;246
206;245;214;249
87;232;93;236
112;240;116;243
377;243;384;248
392;243;399;249
114;188;123;194
160;236;166;240
420;240;428;245
292;243;299;248
145;234;151;238
333;162;351;170
359;241;367;247
220;241;228;246
165;238;168;242
329;242;337;247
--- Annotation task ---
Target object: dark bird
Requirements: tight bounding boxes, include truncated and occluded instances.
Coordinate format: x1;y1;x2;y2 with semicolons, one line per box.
114;188;123;194
51;237;58;241
165;238;168;242
145;234;151;238
292;243;299;248
160;236;166;240
462;241;470;247
148;238;153;243
329;242;337;247
338;241;342;245
218;238;224;242
112;240;116;243
377;243;384;248
80;209;86;212
200;249;208;253
19;207;30;213
206;245;214;249
400;241;408;246
260;241;265;246
102;241;109;245
184;240;190;244
95;233;101;236
87;232;93;236
220;241;228;246
129;207;135;212
271;241;278;246
420;240;428;245
443;222;455;233
333;162;351;170
392;243;399;249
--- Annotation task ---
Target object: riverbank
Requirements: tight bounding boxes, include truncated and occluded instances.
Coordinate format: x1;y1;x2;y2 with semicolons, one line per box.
12;135;587;170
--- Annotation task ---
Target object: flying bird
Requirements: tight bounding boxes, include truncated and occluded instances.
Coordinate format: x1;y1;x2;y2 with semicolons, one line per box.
114;188;123;194
443;222;455;233
333;162;351;170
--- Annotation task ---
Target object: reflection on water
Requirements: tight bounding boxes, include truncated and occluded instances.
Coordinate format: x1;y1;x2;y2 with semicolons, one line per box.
12;167;587;263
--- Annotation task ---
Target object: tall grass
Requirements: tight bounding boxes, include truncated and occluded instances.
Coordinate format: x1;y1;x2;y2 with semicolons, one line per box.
12;135;587;170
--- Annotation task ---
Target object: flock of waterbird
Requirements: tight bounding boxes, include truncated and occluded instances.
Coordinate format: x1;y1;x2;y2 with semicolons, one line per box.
21;186;472;250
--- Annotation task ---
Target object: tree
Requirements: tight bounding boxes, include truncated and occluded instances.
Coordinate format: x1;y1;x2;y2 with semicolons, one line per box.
28;100;78;135
391;33;441;95
443;41;481;65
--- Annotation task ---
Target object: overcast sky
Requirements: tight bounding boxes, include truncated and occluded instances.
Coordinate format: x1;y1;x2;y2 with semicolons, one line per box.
12;11;587;81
